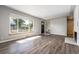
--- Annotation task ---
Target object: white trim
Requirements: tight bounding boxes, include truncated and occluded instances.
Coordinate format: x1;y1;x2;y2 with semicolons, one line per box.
0;34;40;43
0;35;27;43
0;38;18;43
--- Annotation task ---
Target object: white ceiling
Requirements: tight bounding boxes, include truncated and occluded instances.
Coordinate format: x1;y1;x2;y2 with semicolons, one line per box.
6;5;74;20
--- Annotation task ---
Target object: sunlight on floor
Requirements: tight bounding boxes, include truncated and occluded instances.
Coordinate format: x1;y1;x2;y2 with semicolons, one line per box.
16;36;41;43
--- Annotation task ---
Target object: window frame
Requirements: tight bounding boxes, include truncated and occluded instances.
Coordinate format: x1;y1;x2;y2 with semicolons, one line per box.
9;13;33;35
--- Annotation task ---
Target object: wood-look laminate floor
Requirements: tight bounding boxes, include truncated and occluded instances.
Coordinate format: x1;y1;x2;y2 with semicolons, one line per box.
0;35;79;54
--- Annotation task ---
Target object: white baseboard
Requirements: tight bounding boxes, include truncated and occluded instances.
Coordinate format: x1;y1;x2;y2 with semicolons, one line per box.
0;38;18;43
0;35;27;43
50;33;67;36
0;34;40;43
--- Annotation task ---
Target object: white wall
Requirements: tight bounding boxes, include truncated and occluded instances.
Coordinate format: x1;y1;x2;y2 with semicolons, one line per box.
0;6;42;42
46;17;67;36
74;6;79;32
74;6;79;44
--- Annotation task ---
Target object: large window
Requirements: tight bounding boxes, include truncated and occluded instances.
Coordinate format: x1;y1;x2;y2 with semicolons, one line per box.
9;17;33;34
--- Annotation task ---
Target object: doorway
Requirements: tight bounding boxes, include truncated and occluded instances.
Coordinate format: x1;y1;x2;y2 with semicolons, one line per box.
41;21;45;34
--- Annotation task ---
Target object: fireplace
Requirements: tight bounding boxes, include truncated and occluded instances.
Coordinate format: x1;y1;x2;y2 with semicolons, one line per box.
74;32;77;42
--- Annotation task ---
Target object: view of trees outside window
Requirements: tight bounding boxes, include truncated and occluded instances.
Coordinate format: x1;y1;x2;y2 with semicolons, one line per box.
10;17;33;34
